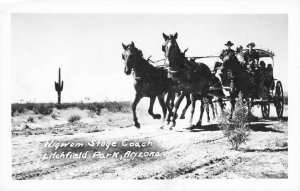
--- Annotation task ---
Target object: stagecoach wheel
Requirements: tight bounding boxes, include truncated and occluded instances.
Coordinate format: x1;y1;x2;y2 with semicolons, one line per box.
274;81;284;119
261;86;270;119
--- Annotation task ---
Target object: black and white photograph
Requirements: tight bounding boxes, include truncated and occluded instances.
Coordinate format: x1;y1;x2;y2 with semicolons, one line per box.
1;1;300;191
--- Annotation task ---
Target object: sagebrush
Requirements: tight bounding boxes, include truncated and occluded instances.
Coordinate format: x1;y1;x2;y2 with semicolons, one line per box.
68;114;81;123
11;101;131;116
218;94;251;150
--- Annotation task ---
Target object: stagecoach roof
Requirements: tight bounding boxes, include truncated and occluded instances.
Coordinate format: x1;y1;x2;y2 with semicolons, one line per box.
252;49;275;58
188;48;275;60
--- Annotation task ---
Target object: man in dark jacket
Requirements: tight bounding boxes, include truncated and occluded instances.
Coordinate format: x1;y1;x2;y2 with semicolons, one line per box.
219;41;235;61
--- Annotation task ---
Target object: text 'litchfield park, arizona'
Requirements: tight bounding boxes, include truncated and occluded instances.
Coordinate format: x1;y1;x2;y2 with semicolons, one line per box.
42;139;161;160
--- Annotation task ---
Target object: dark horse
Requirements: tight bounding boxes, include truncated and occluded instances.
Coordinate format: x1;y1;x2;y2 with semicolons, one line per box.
122;42;168;129
220;50;256;117
162;33;214;128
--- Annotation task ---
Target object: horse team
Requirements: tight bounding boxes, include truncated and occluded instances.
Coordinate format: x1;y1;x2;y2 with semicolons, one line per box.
121;33;269;129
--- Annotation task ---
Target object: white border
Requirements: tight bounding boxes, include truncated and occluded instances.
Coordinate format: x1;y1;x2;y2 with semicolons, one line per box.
1;0;300;191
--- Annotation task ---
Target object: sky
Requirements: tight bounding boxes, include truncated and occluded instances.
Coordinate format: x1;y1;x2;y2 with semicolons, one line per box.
11;14;287;103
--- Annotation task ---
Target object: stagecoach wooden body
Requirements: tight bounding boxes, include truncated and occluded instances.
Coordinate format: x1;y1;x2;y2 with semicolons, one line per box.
189;49;284;119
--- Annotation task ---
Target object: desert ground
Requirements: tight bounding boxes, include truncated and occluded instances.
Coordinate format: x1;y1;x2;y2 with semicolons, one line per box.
11;101;288;180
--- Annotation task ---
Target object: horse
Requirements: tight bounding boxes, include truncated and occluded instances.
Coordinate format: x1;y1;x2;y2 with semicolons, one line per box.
219;48;256;118
162;33;214;128
122;42;168;129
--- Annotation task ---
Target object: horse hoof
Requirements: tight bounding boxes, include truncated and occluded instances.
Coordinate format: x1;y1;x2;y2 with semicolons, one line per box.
168;122;176;130
179;115;185;119
187;124;193;129
196;122;202;127
160;125;164;129
154;114;161;120
135;122;141;129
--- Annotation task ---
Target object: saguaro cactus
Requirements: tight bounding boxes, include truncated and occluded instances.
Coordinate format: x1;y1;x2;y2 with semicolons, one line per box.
55;68;64;105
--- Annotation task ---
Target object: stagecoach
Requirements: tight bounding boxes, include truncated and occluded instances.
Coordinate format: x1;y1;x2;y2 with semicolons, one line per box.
122;39;284;129
251;49;284;119
188;48;284;119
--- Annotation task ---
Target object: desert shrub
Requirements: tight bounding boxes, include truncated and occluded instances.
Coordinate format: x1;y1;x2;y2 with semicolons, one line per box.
68;114;81;123
102;101;131;113
25;101;35;110
51;114;58;120
57;102;77;110
88;110;96;118
38;115;44;120
11;102;36;115
33;104;53;115
27;116;34;123
87;102;104;115
77;101;86;110
218;94;251;150
11;101;132;116
63;130;75;135
11;103;26;116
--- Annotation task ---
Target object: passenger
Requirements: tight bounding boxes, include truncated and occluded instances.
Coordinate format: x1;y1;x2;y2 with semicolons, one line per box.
266;64;275;90
244;42;259;72
258;61;266;91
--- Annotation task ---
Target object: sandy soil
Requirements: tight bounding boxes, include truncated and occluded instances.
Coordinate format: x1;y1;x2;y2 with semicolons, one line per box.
11;104;288;180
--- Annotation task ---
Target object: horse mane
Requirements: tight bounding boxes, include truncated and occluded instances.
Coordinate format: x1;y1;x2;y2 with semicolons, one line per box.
133;53;167;80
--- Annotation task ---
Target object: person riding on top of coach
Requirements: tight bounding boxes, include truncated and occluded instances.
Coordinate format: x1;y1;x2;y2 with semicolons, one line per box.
219;41;235;61
244;42;259;71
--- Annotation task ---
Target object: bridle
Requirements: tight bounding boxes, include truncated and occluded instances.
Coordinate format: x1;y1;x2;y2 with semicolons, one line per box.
122;46;144;77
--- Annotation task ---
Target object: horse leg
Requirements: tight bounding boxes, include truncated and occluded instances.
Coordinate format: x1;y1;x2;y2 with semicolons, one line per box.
170;96;175;109
189;93;196;128
132;94;142;128
157;94;167;129
230;98;236;119
180;94;191;119
206;98;211;123
217;98;224;115
197;97;205;126
148;96;161;119
169;93;185;130
247;97;256;121
209;98;216;121
166;92;174;125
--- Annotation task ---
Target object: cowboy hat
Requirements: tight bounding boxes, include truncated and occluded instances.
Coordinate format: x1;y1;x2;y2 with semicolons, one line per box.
224;41;234;47
247;42;256;48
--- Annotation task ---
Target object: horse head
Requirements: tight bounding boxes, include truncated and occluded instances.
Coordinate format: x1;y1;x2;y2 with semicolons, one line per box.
162;32;182;67
222;53;240;72
122;41;142;75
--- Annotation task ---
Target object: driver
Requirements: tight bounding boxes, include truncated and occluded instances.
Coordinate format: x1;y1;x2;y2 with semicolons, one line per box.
219;41;235;61
214;41;235;86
